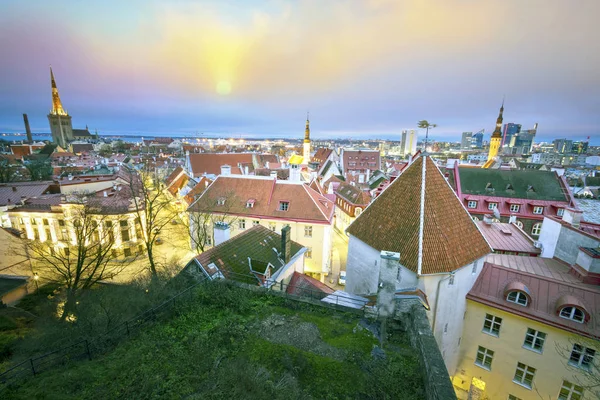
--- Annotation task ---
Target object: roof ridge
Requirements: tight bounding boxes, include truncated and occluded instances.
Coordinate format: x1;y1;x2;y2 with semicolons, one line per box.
417;156;426;275
303;184;333;221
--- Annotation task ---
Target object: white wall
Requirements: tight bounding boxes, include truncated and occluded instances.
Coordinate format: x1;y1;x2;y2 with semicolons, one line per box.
346;235;381;295
538;217;562;258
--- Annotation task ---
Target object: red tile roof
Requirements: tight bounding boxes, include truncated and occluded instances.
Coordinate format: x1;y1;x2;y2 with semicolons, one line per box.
286;272;335;298
188;175;334;224
188;153;254;176
312;148;333;165
342;149;381;172
184;177;213;205
468;262;600;339
347;156;491;274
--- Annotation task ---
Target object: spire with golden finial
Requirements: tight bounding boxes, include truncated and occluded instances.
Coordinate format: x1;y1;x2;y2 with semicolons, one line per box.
304;111;310;143
50;66;67;116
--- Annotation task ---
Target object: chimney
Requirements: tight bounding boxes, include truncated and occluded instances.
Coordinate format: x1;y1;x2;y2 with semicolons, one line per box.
508;215;517;224
270;171;278;179
68;174;73;181
12;186;17;192
103;191;108;197
221;165;231;176
213;221;230;246
281;225;291;264
265;161;270;169
23;114;32;143
377;251;401;317
562;207;583;228
483;214;494;225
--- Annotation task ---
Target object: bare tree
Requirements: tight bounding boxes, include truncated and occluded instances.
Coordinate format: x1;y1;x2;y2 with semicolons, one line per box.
18;195;127;321
554;327;600;399
125;165;179;279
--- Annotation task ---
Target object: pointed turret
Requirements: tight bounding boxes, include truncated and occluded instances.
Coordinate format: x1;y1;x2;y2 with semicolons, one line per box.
483;100;505;168
491;99;504;138
50;67;67;116
303;112;311;162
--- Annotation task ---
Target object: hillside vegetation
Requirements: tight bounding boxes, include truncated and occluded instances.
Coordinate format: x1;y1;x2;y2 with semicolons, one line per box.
4;282;424;399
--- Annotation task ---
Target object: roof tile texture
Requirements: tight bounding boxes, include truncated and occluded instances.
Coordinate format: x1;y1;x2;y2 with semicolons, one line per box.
347;156;491;274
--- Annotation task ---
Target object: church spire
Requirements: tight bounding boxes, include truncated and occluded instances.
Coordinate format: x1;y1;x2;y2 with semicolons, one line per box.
304;112;310;143
491;100;504;138
50;66;67;116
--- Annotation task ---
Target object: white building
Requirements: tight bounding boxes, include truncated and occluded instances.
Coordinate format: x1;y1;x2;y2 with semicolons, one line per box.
345;155;492;373
400;129;418;157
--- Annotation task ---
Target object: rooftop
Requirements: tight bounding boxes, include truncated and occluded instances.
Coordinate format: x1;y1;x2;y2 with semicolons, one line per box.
476;221;540;254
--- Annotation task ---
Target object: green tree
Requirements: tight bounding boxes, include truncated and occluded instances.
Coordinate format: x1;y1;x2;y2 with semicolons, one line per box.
25;159;53;181
0;159;18;183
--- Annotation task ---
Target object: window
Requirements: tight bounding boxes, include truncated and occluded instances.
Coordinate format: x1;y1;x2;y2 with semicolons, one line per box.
217;197;226;206
45;229;52;241
509;204;520;213
507;291;528;306
31;218;37;225
105;221;113;228
121;229;130;242
253;220;260;226
523;328;546;352
123;247;132;257
557;208;565;217
120;220;129;227
305;247;312;259
397;268;402;283
467;201;477;209
488;202;498;210
43;218;49;225
60;229;68;241
483;314;502;336
279;201;289;211
513;362;535;389
444;323;448;333
560;306;585;323
508;395;522;400
269;223;276;232
569;344;595;370
238;219;246;229
63;247;70;257
533;206;544;215
531;223;542;236
304;226;313;237
448;274;455;286
111;249;118;258
475;346;494;370
559;380;584;400
205;236;212;246
515;220;523;229
246;200;254;208
472;263;477;275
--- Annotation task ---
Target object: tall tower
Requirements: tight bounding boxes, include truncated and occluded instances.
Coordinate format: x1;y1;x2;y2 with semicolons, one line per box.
303;113;311;162
483;101;504;169
47;67;73;148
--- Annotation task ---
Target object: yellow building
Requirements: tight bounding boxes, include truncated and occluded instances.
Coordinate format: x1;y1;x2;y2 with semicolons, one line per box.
482;102;504;169
453;260;599;400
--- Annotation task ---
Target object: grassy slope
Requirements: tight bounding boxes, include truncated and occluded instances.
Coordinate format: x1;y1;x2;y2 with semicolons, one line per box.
5;283;424;399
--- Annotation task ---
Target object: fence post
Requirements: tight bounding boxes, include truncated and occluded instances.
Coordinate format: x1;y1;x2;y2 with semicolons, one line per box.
29;359;36;376
85;340;92;361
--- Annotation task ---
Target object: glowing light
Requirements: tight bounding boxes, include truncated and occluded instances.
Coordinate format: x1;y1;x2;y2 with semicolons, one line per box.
216;81;232;95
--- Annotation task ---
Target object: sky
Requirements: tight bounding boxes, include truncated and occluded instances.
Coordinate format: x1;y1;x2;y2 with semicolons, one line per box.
1;0;599;143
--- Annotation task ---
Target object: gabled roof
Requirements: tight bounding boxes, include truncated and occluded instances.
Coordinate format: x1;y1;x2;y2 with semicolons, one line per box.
457;168;569;201
286;272;335;298
192;225;304;284
342;149;381;171
0;182;56;206
312;148;333;164
336;183;371;206
188;153;254;176
468;262;600;339
475;221;540;254
347;156;491;274
183;177;212;205
188;175;334;223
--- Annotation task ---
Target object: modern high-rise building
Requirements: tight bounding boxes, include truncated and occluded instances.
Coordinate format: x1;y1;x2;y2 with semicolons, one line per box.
553;138;573;154
472;131;484;148
571;140;589;154
400;129;418;157
461;132;473;150
47;67;73;149
501;123;521;148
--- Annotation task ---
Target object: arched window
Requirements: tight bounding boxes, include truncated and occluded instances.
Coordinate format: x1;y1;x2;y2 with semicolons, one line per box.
531;223;542;236
514;220;523;229
355;207;362;217
507;291;528;306
472;216;480;222
560;306;585;323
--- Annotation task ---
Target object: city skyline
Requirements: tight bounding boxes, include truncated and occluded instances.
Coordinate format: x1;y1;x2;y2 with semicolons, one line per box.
1;0;599;143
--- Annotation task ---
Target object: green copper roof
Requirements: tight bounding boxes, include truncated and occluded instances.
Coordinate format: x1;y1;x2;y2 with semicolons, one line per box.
458;168;568;201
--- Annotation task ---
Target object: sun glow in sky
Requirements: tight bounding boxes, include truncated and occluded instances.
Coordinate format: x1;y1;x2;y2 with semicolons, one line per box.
0;0;599;141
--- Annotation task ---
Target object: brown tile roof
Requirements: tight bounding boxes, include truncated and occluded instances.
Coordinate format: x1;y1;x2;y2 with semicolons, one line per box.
286;272;335;298
165;166;189;196
475;221;540;254
0;182;55;206
347;156;491;274
188;175;334;224
184;177;212;205
336;183;371;206
468;262;600;338
188;153;254;176
312;148;333;165
342;149;381;172
193;225;304;284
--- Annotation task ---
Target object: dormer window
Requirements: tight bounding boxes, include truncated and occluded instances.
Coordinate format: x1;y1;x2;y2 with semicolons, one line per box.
246;199;255;208
557;208;564;217
507;291;528;306
467;201;477;209
527;185;535;193
533;206;543;215
560;306;585;323
485;182;494;192
217;197;226;206
279;201;289;211
488;202;498;210
510;204;520;213
505;183;514;191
